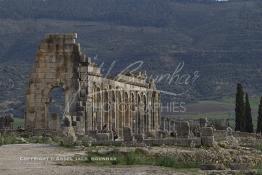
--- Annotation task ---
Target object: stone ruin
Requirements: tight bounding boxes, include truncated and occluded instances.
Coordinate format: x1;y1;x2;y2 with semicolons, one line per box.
159;117;216;147
0;113;14;130
25;33;258;148
25;33;161;141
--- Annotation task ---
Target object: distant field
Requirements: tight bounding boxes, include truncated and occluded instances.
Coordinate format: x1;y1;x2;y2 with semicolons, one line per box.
220;96;261;110
166;96;261;128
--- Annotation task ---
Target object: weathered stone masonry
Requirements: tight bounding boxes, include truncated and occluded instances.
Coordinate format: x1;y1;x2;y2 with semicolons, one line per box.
25;33;161;139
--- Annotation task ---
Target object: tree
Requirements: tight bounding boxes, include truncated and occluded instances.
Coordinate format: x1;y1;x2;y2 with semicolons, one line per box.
244;93;253;133
235;83;245;131
257;97;262;133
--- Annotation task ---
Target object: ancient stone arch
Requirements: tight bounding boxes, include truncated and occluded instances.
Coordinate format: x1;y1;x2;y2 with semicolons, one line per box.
25;34;81;130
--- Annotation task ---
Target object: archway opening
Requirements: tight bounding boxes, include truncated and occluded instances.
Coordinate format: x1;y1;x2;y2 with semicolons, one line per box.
48;87;65;130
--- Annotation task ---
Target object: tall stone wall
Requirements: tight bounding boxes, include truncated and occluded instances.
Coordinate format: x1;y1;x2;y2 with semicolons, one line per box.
25;33;82;129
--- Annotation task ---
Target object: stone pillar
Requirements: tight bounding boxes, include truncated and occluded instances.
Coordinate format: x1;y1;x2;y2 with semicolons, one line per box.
131;93;136;134
124;92;129;128
84;83;92;132
112;92;116;131
100;89;103;130
142;95;146;135
97;88;102;131
157;93;161;131
137;94;141;134
108;90;112;131
148;93;153;133
117;91;123;138
102;90;110;131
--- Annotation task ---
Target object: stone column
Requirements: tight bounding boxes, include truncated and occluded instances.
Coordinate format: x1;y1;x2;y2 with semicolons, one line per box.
86;83;93;132
124;92;130;128
112;91;116;130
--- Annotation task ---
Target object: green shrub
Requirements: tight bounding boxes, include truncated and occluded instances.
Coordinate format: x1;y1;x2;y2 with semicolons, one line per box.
124;152;140;165
256;144;262;151
256;163;262;175
155;154;177;168
0;133;17;145
82;149;201;169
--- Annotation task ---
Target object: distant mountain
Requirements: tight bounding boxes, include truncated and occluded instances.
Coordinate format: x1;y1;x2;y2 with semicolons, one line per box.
0;0;262;116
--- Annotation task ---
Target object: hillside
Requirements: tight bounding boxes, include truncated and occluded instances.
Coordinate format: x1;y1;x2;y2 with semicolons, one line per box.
0;0;262;116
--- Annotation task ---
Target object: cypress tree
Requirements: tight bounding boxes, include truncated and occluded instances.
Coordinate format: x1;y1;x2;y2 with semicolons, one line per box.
235;83;245;131
257;97;262;133
244;93;253;133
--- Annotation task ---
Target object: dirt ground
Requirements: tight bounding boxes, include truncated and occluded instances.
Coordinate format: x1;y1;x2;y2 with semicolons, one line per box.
0;144;201;175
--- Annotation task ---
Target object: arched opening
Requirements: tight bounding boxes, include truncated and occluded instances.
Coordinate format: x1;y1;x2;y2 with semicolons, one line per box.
48;87;65;130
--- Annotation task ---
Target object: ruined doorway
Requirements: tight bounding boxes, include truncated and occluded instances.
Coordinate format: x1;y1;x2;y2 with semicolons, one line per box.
48;87;65;130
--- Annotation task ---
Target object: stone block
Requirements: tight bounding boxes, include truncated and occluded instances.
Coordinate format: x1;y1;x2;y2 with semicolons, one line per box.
175;121;190;138
134;134;143;143
229;163;251;170
201;127;214;137
96;133;110;142
201;136;215;147
200;164;225;170
123;127;132;142
86;130;97;138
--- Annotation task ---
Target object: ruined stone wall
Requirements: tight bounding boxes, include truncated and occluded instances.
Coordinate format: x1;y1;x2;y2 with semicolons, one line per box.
84;74;161;139
25;33;161;140
25;33;82;129
214;130;262;140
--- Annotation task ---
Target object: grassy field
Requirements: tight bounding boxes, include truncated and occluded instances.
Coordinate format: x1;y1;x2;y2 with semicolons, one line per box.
82;148;201;171
167;96;261;129
220;96;261;110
